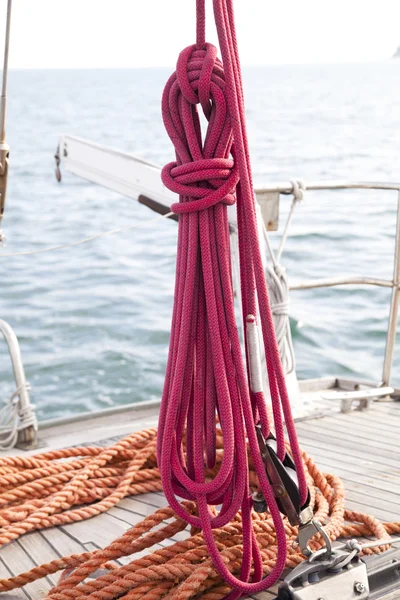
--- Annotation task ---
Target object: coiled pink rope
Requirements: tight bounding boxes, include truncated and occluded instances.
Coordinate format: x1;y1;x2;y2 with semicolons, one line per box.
157;0;308;596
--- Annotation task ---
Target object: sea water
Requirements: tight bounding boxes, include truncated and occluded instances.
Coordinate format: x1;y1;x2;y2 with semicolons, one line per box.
1;62;399;420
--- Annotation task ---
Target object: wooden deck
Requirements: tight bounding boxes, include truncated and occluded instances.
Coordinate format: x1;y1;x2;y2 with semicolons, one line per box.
1;398;399;599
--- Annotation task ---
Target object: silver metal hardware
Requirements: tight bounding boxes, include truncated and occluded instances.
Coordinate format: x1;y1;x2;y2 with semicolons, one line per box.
320;386;393;413
363;543;400;599
0;320;37;448
354;582;366;595
332;536;400;556
381;189;400;386
298;515;332;558
290;276;394;290
360;536;400;550
246;315;263;393
299;506;314;525
277;548;369;600
257;181;400;193
278;539;400;600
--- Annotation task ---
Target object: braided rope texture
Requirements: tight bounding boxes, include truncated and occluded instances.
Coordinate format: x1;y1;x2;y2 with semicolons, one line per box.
157;1;310;594
0;427;397;599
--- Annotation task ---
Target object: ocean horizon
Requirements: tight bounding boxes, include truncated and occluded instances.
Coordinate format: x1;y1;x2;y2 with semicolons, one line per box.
1;61;399;420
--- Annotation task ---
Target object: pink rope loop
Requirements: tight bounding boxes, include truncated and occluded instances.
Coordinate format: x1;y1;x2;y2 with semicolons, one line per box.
196;0;206;48
162;158;238;213
158;0;309;596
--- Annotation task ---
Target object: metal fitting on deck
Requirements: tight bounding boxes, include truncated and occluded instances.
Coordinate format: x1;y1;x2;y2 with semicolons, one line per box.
276;545;369;600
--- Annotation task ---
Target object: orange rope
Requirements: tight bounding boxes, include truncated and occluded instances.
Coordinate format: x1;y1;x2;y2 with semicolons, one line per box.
0;427;397;599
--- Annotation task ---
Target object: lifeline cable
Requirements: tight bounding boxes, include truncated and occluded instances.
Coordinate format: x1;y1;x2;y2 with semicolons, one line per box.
156;0;309;595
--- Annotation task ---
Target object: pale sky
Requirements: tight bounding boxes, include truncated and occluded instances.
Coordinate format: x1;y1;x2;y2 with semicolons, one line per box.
2;0;400;69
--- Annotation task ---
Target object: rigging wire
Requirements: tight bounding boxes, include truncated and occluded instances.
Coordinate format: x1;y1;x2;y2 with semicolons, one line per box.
0;211;174;257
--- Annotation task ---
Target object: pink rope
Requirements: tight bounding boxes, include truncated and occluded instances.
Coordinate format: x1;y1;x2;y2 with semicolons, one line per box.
157;1;308;595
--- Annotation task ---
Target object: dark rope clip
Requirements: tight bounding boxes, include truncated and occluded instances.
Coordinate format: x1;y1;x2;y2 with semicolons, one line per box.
253;423;332;558
0;154;9;246
253;423;308;526
54;145;62;182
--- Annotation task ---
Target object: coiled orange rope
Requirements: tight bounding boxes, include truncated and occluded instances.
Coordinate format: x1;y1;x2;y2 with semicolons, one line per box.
0;427;398;599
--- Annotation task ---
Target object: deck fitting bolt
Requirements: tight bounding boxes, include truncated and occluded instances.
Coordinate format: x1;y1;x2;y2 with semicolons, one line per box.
354;582;366;594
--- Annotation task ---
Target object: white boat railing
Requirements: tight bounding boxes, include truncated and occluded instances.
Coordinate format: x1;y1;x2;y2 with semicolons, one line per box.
0;320;37;448
266;181;400;389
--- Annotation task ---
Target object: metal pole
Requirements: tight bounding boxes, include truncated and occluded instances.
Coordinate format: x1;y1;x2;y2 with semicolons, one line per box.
0;0;12;242
0;319;37;446
0;320;30;412
0;0;12;150
255;181;400;194
290;276;393;291
381;190;400;386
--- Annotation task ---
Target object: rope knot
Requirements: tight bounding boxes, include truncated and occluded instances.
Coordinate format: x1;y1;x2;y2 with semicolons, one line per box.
273;263;287;280
271;301;289;317
176;43;221;117
162;157;239;214
290;179;306;202
162;43;239;215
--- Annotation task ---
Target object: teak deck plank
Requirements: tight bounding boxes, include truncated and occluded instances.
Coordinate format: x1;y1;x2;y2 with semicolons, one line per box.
0;400;398;598
0;557;29;600
41;527;85;560
17;533;60;587
118;496;166;516
61;513;130;548
1;539;52;598
298;435;400;470
297;443;400;487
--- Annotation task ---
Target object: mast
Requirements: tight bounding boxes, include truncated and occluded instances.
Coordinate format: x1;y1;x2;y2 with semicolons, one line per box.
0;0;12;244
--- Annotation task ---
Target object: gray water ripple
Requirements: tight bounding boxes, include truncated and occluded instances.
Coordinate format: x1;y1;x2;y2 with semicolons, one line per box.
0;63;399;420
